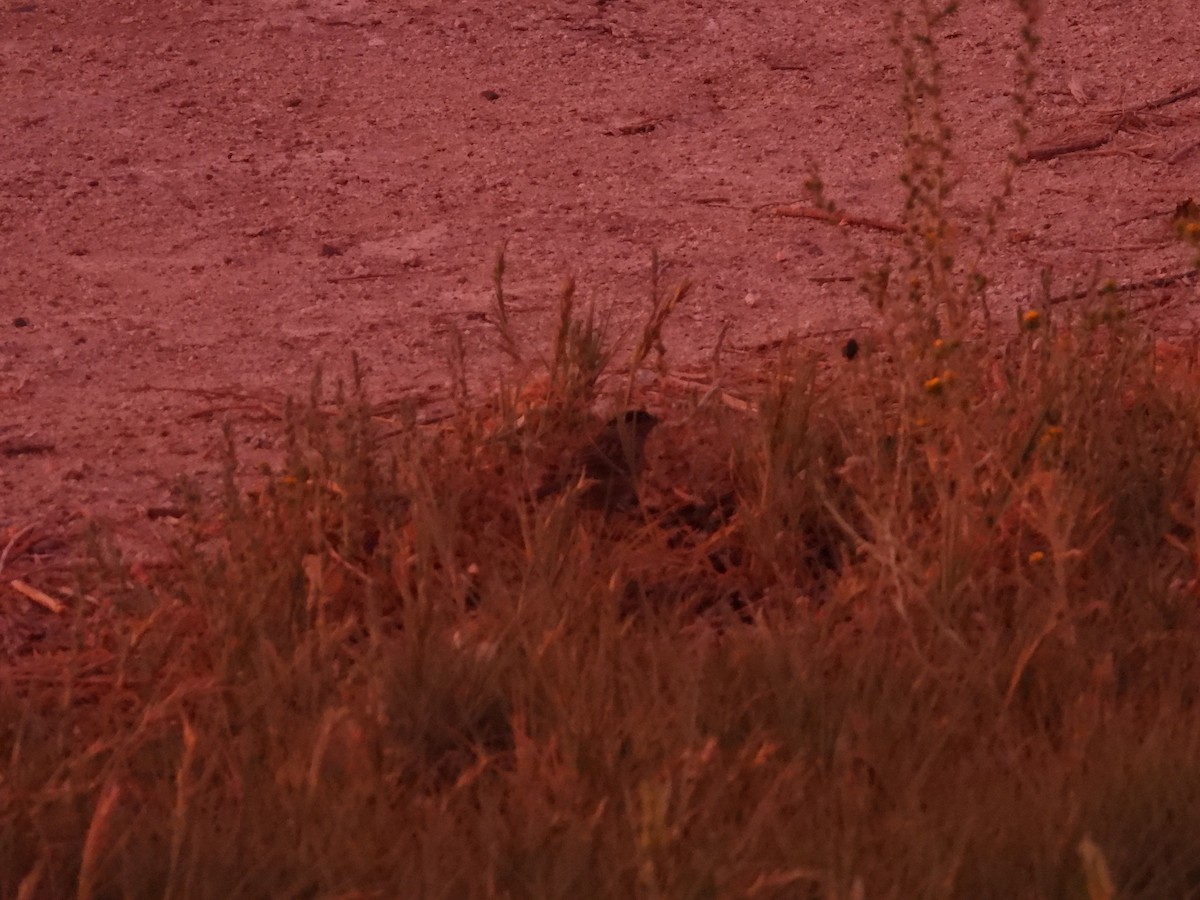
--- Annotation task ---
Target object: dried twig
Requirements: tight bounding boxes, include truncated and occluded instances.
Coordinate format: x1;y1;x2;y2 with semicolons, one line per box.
1;440;55;457
604;117;658;136
327;272;408;283
1028;82;1200;164
733;323;865;355
661;373;755;413
9;579;65;614
0;524;36;578
1024;131;1114;162
1127;80;1200;113
1048;268;1199;306
1168;138;1200;165
764;204;905;234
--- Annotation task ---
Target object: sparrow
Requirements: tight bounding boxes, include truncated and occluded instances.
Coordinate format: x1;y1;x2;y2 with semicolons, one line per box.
537;409;660;513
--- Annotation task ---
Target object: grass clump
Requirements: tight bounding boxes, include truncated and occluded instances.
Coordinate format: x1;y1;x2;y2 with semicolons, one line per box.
4;3;1200;898
7;296;1200;899
6;267;1200;900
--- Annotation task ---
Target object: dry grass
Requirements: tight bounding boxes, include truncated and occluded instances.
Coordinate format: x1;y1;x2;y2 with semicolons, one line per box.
7;289;1200;900
4;3;1200;898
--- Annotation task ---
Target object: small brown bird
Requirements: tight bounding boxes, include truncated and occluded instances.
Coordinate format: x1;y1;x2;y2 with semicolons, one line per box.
537;410;660;513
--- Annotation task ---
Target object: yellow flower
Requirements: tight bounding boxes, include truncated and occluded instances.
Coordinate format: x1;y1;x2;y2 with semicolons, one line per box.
1039;425;1064;446
1028;550;1046;565
924;376;944;395
1021;309;1041;330
933;338;961;358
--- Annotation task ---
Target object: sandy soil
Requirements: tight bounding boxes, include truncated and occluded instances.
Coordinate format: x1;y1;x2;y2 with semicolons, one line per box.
3;0;1199;565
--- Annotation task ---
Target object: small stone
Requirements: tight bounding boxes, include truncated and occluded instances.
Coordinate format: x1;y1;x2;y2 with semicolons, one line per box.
743;292;758;308
13;317;30;327
481;89;500;101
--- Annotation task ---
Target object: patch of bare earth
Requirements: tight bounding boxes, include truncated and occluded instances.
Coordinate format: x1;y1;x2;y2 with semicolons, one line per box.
2;0;1198;572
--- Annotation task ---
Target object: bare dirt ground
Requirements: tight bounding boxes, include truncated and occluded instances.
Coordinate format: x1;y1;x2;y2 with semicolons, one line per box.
3;0;1199;567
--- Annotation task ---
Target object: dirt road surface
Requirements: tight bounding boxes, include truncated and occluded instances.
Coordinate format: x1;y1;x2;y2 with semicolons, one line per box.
3;0;1198;561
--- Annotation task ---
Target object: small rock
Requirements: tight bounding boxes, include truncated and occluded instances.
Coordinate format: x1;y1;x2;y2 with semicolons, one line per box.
481;89;500;101
13;317;30;328
743;292;758;308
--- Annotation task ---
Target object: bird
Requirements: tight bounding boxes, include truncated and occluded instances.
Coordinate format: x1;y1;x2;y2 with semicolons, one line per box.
536;409;660;513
